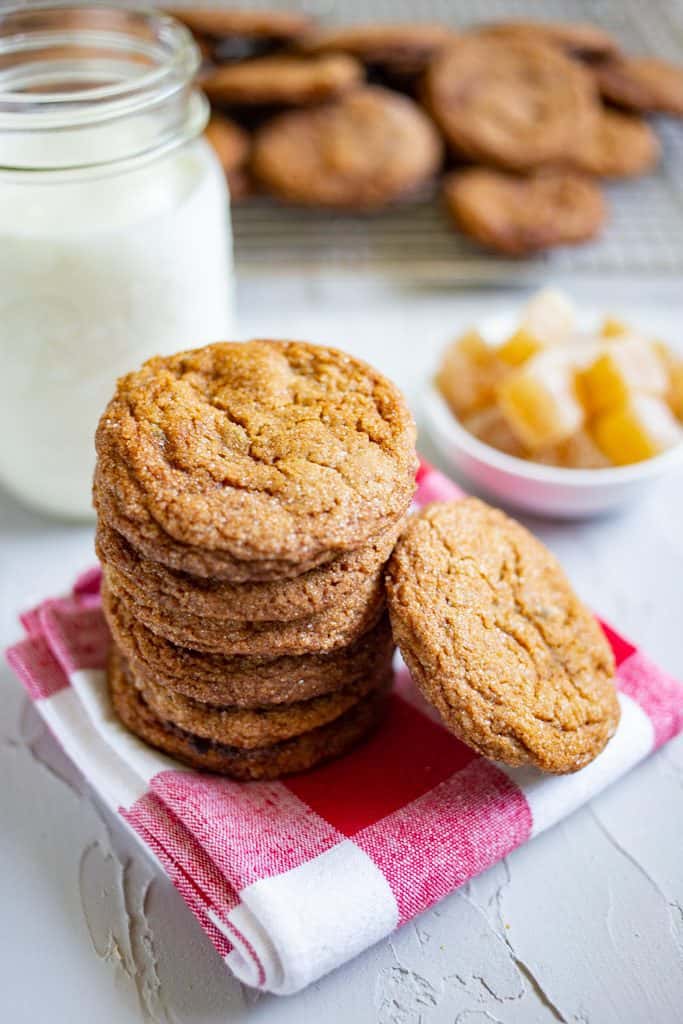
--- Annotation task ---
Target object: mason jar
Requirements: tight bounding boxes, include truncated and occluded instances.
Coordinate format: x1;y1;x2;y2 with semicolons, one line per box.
0;4;234;518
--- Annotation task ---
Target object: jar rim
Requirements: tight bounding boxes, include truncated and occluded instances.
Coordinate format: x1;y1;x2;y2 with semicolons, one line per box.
0;3;207;172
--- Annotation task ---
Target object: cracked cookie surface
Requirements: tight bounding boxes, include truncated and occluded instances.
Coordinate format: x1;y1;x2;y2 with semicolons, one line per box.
94;340;416;580
386;498;619;773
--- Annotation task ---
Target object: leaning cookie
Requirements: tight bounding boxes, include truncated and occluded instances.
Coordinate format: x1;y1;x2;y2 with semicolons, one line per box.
443;168;606;256
108;646;391;780
386;499;619;774
94;340;417;580
251;86;443;210
105;588;395;707
201;54;363;108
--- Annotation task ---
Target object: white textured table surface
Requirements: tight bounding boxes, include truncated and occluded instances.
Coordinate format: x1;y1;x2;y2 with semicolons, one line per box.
2;275;683;1024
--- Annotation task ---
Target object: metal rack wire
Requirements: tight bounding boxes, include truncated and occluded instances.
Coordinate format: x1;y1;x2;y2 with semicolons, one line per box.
230;0;683;280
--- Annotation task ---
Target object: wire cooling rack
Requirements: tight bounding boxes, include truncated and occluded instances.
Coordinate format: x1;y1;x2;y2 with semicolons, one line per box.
229;0;683;280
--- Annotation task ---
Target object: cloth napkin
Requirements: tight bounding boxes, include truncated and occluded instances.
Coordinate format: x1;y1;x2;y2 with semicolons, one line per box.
6;461;683;995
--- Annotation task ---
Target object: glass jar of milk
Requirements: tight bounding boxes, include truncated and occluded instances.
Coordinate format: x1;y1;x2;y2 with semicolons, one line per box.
0;5;234;518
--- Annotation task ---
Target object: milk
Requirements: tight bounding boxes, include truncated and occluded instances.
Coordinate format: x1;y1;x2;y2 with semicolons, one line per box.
0;138;233;517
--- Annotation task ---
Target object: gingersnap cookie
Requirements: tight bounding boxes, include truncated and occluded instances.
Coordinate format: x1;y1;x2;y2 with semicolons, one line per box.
298;22;457;76
570;108;660;178
108;646;390;779
386;499;619;774
105;589;395;706
201;54;363;108
443;168;606;256
167;8;314;43
480;20;619;60
424;35;598;171
94;340;417;580
594;56;683;116
102;567;385;656
251;86;443;210
204;114;252;200
96;517;402;623
131;658;391;749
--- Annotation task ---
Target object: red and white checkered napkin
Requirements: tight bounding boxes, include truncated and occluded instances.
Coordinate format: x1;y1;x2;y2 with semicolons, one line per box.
6;463;683;994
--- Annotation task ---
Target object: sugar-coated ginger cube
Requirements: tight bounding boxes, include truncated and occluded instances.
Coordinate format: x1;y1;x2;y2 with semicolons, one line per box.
578;336;668;415
592;394;682;465
600;317;629;339
462;406;527;458
436;330;504;418
520;288;576;345
498;327;543;367
668;362;683;421
497;353;585;450
654;341;683;421
536;430;613;469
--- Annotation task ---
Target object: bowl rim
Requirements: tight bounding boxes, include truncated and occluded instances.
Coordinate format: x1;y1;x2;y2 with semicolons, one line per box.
425;385;683;491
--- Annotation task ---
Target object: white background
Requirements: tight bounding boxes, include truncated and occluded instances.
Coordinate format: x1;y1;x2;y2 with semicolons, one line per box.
2;274;683;1023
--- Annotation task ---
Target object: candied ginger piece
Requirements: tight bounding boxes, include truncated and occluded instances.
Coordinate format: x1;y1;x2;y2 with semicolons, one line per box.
668;362;683;420
436;330;504;418
498;327;543;367
498;353;584;450
536;430;613;469
600;316;629;339
578;336;668;415
520;288;575;345
592;394;682;465
462;406;527;458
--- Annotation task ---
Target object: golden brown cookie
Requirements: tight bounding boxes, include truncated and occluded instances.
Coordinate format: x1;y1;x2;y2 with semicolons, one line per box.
594;56;683;116
386;499;619;774
167;7;314;42
480;20;619;60
131;658;390;749
105;588;395;707
94;340;417;580
201;54;363;108
108;646;390;779
424;35;598;171
251;86;443;210
443;168;607;256
298;22;457;75
570;107;660;178
204;114;252;200
96;517;402;623
102;568;385;656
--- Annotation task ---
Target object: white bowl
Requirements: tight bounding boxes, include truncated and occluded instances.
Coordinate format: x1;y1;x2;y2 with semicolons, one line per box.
423;312;683;520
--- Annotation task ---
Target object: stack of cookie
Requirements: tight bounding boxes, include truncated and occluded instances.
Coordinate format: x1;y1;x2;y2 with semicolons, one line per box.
94;339;417;780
